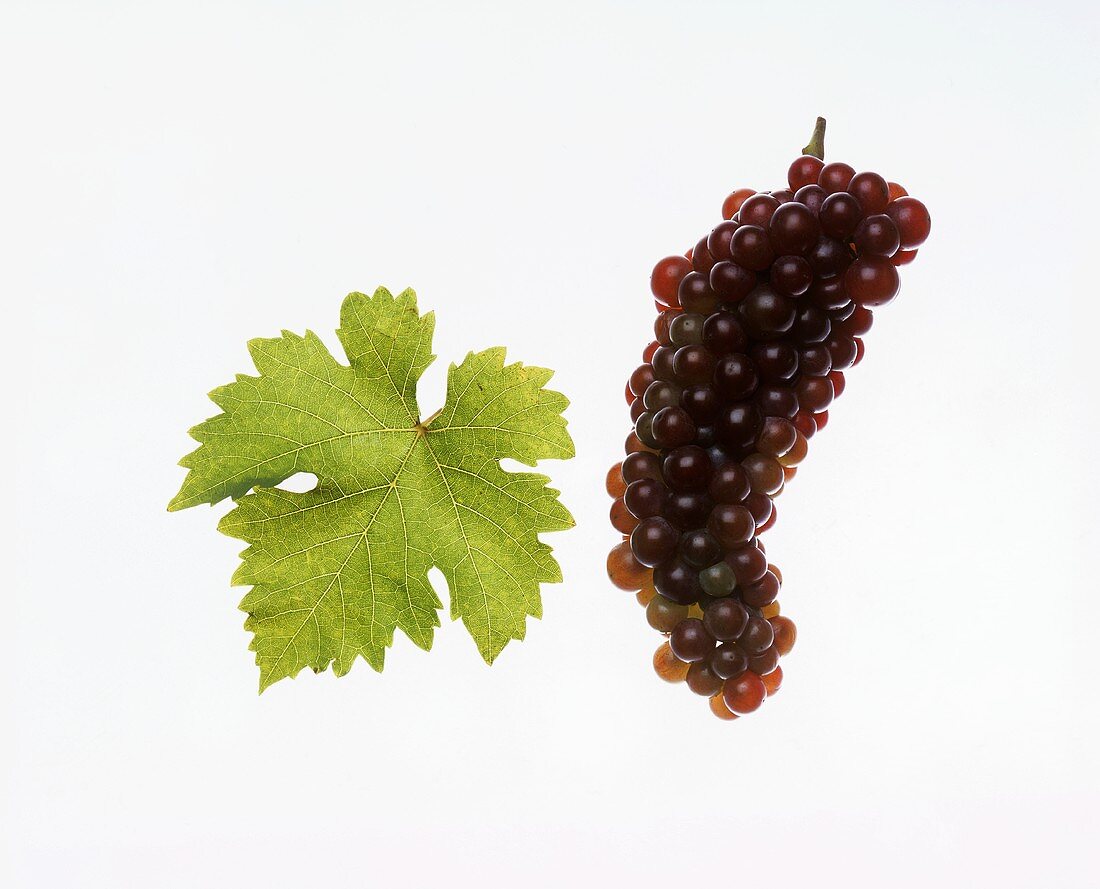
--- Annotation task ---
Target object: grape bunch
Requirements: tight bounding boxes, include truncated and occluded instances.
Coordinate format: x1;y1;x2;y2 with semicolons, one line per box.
605;120;931;721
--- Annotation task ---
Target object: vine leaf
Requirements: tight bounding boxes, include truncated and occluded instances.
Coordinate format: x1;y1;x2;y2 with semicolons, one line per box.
169;287;575;691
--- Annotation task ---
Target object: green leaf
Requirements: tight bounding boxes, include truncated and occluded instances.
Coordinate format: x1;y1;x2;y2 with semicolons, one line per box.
170;288;574;691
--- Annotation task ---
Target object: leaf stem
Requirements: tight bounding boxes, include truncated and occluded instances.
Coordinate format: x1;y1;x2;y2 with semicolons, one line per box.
802;116;827;160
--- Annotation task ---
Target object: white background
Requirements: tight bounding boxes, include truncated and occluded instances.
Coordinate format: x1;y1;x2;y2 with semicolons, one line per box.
3;2;1098;887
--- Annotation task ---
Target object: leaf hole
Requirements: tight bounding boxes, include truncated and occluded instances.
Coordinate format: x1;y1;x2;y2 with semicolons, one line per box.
274;472;319;493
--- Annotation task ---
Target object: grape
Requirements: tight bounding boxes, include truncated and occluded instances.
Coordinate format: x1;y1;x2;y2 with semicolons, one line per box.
606;462;627;498
624;478;667;519
699;561;737;597
716;401;763;450
607;541;650;591
757;417;797;457
818;161;855;193
707;503;756;548
852;214;901;257
845;256;900;307
730;225;776;271
622;451;661;483
761;665;783;696
770;254;814;296
709;261;756;302
691;237;716;274
739;615;775;654
653;558;703;604
651;406;697;448
669;618;715;662
686;661;725;696
847;171;890;214
788;154;824;190
742;569;780;608
618;123;928;720
651;255;693;306
709;462;751;503
755;384;799;419
794;183;827;216
726;542;768;586
669;312;706;346
681;386;719;424
723;673;766;714
653;641;691;683
611;498;640;534
768;202;820;255
663;490;712;531
703;311;748;355
714;354;759;400
748;645;780;676
680;529;722;568
739;193;781;227
703;597;749;641
740;286;796;339
630;517;679;566
807;236;852;278
707;220;740;261
709;693;740;720
710;641;749;680
885;196;931;248
672;345;717;385
643;380;681;413
722;187;756;219
646;594;689;632
770;615;798;655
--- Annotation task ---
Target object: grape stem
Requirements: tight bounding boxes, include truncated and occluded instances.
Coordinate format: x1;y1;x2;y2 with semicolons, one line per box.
802;117;826;160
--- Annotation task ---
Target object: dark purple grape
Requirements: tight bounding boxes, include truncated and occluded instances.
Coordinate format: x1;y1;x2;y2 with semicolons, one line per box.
713;353;759;400
790;304;831;344
716;402;763;450
726;543;768;586
679;529;722;568
663;446;712;492
672;345;716;385
630;517;679;567
807;236;852;278
852;214;901;257
751;342;798;382
819;192;863;240
664;491;712;531
806;276;850;311
796;376;834;413
730;225;775;271
624;478;666;519
650;345;675;380
621;451;661;483
680;386;719;424
793;183;827;216
748;645;779;677
703;597;749;641
678;272;718;315
739;286;795;339
707;503;756;548
630;397;645;423
634;411;657;447
770;255;813;296
651;406;696;448
739;193;780;227
710;642;749;679
743;494;773;529
767;201;820;255
691;237;716;274
741;569;780;607
654;559;702;605
707;220;740;262
818;161;855;194
738;616;775;654
708;462;751;503
848;171;890;214
709;261;756;302
755;385;799;419
703;312;748;355
825;333;859;370
799;345;833;377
